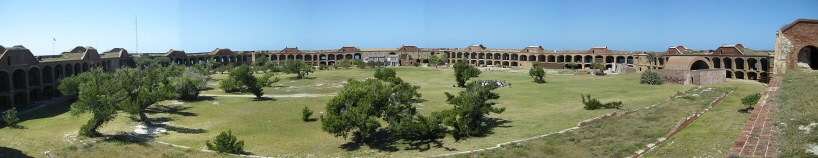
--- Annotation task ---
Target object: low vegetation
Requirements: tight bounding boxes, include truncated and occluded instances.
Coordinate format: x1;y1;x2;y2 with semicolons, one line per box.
2;108;19;128
473;87;730;157
640;70;663;85
738;93;760;113
282;60;314;79
775;70;818;157
302;107;313;122
206;130;246;154
581;94;623;110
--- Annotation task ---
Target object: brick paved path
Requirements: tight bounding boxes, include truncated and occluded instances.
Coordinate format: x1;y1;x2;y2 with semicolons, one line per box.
728;77;782;158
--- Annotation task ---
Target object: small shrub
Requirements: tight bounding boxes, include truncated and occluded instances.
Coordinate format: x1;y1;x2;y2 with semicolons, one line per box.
741;93;761;106
219;77;245;93
640;70;664;85
318;64;329;70
206;130;245;154
581;94;622;110
413;62;421;67
2;108;20;127
302;107;313;122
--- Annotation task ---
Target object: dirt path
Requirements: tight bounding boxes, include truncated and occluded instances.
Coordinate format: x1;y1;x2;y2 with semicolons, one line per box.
200;93;336;98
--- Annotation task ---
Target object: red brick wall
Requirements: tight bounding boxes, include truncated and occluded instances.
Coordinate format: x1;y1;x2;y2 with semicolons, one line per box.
782;21;818;70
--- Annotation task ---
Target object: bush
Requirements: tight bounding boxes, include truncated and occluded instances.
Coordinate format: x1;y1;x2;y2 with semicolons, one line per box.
173;68;209;101
302;107;313;122
319;64;329;70
257;72;281;87
206;130;245;154
2;108;19;127
741;93;761;106
581;94;622;110
640;70;664;85
529;64;546;83
374;68;396;81
219;77;245;93
413;62;421;67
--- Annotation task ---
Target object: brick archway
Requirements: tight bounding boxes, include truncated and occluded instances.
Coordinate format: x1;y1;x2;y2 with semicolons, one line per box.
797;46;818;70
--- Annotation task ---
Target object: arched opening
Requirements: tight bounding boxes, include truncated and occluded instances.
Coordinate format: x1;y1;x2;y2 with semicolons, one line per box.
735;58;745;70
547;55;556;62
760;58;769;71
797;46;818;69
354;53;362;59
305;55;312;61
520;55;527;61
503;54;510;60
345;54;353;60
296;55;303;60
575;55;582;62
279;55;285;61
0;96;10;110
65;64;73;76
529;55;536;61
0;71;9;92
626;56;634;64
43;66;53;84
511;54;518;60
74;63;81;74
605;56;614;63
478;60;485;66
14;92;27;106
565;56;572;62
747;72;757;80
538;55;545;62
557;55;564;62
712;58;721;68
690;60;710;70
82;63;90;72
28;68;40;86
494;54;501;60
270;55;278;61
320;55;327;60
616;56;625;64
585;55;593;63
511;62;518;67
723;58;733;69
328;54;335;60
30;89;40;102
735;71;745;79
747;58;758;70
336;54;343;60
726;71;733;78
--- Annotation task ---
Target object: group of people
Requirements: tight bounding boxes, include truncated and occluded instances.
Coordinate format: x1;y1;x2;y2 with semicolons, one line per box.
473;80;511;88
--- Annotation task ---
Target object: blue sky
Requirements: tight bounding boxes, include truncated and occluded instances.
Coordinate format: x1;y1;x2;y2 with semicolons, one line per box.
1;0;816;55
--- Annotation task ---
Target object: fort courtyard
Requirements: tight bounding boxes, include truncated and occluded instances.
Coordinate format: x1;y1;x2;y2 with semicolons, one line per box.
2;1;818;157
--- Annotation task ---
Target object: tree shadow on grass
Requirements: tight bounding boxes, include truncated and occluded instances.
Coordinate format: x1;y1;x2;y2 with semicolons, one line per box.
402;139;457;152
251;97;277;101
471;117;513;137
101;133;152;147
153;124;207;134
17;102;71;123
286;76;318;80
340;130;399;152
0;146;33;158
182;96;215;103
145;105;197;116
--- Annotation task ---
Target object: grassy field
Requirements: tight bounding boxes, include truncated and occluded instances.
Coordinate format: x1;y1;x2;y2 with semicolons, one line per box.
642;80;765;157
773;70;818;157
468;86;734;157
0;67;694;157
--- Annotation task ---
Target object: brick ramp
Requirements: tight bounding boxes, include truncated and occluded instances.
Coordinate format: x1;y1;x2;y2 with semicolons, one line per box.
728;76;782;157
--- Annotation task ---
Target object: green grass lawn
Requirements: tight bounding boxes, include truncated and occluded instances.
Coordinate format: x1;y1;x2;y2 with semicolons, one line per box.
772;70;818;157
0;67;694;157
641;80;765;157
469;86;734;157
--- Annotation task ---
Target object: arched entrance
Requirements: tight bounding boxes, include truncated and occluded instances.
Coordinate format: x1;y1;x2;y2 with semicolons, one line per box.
690;60;710;70
797;46;818;69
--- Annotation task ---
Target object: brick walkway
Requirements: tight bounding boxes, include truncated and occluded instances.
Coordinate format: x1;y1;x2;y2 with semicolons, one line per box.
728;77;782;158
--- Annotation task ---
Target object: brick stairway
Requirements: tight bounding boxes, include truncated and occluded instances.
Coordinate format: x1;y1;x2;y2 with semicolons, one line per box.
728;77;782;157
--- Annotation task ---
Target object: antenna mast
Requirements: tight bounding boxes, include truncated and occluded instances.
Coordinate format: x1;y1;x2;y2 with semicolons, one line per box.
135;15;138;54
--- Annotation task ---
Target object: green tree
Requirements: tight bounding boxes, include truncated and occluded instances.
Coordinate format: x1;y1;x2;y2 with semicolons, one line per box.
67;69;127;137
2;108;19;128
565;62;579;69
134;57;170;67
172;68;209;101
283;60;314;79
354;59;366;69
302;107;313;122
741;93;761;106
255;55;268;67
453;60;481;87
117;66;178;125
389;114;446;146
257;72;281;87
230;65;264;99
206;130;246;154
428;55;442;67
529;64;546;83
435;82;505;141
374;68;397;81
338;59;353;69
216;64;232;74
590;62;607;76
321;78;422;142
263;62;280;72
640;70;664;85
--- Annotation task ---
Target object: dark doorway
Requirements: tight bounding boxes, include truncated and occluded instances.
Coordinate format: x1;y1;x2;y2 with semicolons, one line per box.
797;46;818;70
